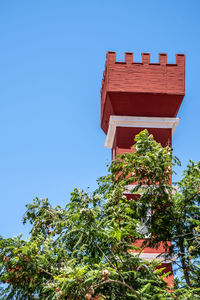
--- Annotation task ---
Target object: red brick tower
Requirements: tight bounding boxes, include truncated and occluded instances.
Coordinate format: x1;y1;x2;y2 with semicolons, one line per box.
100;52;185;286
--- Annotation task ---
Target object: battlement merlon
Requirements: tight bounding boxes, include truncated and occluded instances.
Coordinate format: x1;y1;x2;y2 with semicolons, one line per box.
100;51;185;133
105;51;185;66
101;52;185;95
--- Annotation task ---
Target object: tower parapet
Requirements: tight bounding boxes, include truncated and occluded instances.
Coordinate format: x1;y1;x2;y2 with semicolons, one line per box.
101;52;185;133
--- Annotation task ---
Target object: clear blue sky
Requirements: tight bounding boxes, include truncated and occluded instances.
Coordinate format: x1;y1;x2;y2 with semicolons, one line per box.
0;0;199;237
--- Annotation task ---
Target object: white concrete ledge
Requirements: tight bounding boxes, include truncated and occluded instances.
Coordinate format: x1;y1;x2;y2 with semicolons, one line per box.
133;252;177;263
123;185;179;195
105;115;180;148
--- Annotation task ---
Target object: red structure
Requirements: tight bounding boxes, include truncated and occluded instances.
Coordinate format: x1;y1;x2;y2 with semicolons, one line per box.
100;51;185;286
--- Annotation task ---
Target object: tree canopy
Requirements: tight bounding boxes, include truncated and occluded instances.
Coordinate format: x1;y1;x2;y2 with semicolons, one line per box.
0;130;200;299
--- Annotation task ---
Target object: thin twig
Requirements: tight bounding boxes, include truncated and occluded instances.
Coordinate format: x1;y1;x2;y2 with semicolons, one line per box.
38;266;54;277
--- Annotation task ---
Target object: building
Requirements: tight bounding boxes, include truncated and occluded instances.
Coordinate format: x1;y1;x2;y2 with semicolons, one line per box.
100;51;185;286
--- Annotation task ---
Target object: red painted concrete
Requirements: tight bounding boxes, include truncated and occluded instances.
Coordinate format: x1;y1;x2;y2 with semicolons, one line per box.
101;52;185;133
158;263;174;287
133;239;172;254
114;127;172;150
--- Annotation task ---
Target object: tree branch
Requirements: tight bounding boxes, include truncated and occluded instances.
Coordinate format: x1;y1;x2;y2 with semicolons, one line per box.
94;242;125;283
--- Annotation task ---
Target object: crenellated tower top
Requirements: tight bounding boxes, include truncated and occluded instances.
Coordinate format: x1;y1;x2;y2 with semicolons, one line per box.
101;52;185;133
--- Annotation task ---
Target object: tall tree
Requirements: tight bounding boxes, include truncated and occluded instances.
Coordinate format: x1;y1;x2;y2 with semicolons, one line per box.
0;130;200;299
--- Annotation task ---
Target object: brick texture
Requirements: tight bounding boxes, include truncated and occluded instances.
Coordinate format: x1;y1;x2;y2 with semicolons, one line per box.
101;52;185;133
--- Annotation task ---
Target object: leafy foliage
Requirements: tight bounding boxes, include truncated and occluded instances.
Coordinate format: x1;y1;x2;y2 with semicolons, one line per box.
0;130;200;299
